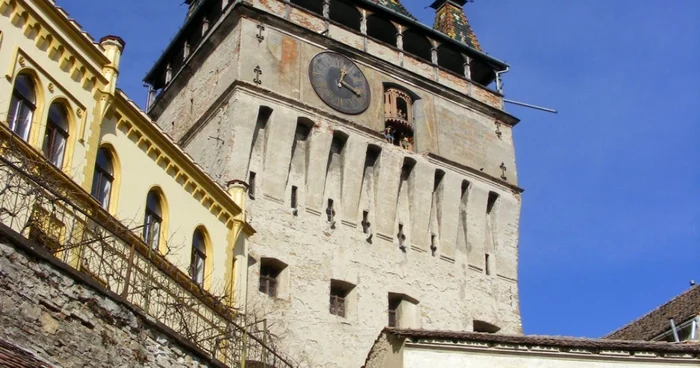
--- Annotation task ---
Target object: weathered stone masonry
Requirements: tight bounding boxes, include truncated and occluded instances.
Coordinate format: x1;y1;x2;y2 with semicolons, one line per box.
0;224;223;368
143;1;523;367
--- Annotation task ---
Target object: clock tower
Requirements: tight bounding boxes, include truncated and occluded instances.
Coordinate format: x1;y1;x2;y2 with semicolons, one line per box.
144;0;523;366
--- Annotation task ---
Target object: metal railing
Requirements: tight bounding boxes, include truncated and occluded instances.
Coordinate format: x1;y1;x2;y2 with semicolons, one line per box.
0;129;293;368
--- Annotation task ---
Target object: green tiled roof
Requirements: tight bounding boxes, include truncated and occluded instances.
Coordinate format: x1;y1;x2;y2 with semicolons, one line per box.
371;0;417;21
431;0;482;51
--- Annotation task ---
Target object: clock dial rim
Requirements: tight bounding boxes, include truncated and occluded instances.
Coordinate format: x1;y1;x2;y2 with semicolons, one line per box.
308;52;371;115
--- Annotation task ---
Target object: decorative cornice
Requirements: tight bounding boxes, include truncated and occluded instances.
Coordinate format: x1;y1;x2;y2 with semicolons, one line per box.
6;48;89;123
0;0;109;89
111;91;250;233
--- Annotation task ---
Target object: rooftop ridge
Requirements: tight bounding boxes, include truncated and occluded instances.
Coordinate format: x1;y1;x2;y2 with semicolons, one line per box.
385;328;700;354
605;284;700;340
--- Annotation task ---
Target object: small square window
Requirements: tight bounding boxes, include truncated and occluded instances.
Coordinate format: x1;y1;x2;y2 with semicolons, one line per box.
249;172;257;200
259;258;286;297
329;280;354;318
387;292;419;328
259;265;279;297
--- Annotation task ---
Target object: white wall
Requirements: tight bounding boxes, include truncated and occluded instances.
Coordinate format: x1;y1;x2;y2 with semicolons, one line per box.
404;347;699;368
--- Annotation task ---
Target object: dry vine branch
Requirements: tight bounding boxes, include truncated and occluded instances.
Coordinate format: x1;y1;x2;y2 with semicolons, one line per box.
0;126;296;367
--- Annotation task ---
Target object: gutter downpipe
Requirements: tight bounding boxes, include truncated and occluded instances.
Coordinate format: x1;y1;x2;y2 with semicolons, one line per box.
495;66;509;95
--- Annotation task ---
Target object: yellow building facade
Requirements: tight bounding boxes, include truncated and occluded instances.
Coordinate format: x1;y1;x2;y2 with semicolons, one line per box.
0;0;252;309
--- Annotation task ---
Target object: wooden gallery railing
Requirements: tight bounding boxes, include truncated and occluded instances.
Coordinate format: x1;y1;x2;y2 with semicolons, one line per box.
0;129;293;368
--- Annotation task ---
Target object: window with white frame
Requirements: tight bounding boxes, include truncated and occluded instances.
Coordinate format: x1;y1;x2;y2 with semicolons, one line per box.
42;103;69;168
190;229;207;287
8;74;36;141
90;148;114;210
143;190;163;251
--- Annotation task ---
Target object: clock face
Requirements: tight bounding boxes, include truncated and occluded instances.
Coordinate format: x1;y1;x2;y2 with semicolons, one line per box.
308;52;371;115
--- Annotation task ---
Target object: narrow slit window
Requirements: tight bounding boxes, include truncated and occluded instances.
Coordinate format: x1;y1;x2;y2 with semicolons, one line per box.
397;223;406;251
388;295;401;327
362;211;370;234
485;253;491;275
326;199;336;224
249;172;257;199
291;186;298;209
291;186;298;216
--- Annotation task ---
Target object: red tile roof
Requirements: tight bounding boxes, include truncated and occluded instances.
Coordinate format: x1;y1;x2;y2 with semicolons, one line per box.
0;339;55;368
606;284;700;341
385;328;700;354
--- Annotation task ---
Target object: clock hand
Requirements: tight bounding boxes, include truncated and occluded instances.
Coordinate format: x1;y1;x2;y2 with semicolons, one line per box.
340;80;361;97
337;68;347;88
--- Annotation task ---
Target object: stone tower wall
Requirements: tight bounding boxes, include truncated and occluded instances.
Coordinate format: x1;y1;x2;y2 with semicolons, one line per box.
146;2;522;367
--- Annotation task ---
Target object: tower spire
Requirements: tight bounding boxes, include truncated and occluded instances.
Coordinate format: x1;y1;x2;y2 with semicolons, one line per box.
430;0;482;51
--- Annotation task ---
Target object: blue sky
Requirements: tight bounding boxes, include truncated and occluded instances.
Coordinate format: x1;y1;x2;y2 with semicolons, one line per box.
59;0;700;337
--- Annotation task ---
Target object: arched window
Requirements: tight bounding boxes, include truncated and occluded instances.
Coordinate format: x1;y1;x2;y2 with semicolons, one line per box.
366;15;397;46
437;44;465;76
8;74;36;141
190;228;207;287
43;103;69;168
329;0;361;31
90;148;114;210
290;0;323;16
402;29;432;62
143;190;163;251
